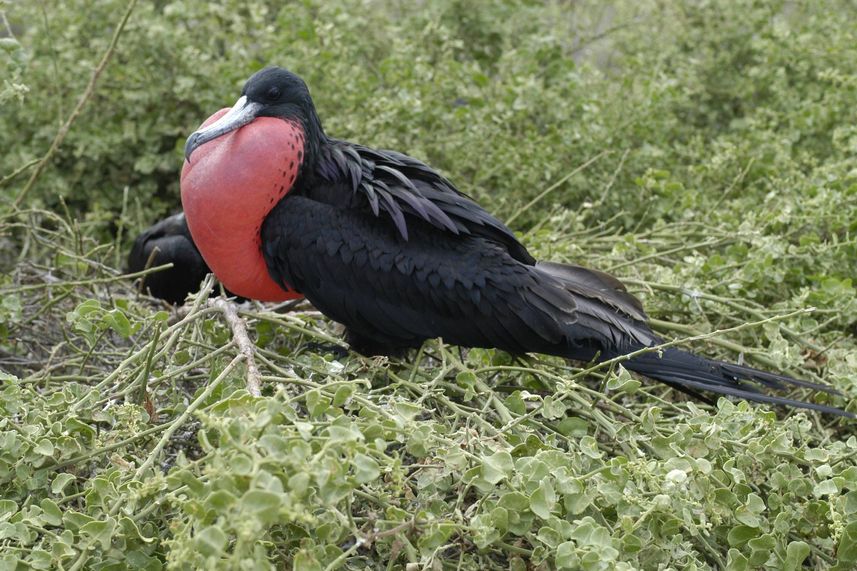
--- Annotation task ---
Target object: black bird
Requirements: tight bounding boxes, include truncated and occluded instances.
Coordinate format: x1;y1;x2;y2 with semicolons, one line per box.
172;67;851;417
127;212;211;304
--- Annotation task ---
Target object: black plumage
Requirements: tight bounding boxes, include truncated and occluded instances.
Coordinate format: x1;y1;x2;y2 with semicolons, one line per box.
180;67;852;417
127;213;210;304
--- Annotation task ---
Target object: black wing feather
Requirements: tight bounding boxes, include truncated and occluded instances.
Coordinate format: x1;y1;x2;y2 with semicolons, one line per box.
316;140;534;264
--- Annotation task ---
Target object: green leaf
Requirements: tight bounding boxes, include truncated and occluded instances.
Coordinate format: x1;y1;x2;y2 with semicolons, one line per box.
745;493;765;513
38;499;62;526
196;525;228;557
306;390;330;417
489;507;508;532
747;534;776;566
205;490;237;512
497;492;530;512
541;396;566;420
836;522;857;565
51;473;76;495
813;479;838;497
295;421;314;440
537;526;563;548
62;511;94;531
0;38;20;52
418;522;456;550
259;434;289;458
605;366;641;394
0;501;17;522
555;541;580;569
555;417;589;437
79;518;116;550
783;541;810;570
577;436;603;459
504;391;526;415
326;424;362;444
230;454;253;476
734;507;760;528
394;402;422;421
353;453;380;483
569;517;612;548
0;371;19;382
119;516;155;544
65;418;96;438
481;451;513;484
288;472;311;496
105;309;132;337
292;549;322;571
726;548;750;571
240;490;282;524
529;479;556;519
804;448;828;462
727;525;760;546
455;370;477;388
29;549;51;570
332;384;355;407
34;439;54;457
471;513;501;549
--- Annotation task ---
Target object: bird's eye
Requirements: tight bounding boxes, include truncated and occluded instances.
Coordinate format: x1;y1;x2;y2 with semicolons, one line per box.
267;86;282;100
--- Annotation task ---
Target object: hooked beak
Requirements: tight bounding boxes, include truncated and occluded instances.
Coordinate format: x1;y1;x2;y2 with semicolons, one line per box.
184;96;264;161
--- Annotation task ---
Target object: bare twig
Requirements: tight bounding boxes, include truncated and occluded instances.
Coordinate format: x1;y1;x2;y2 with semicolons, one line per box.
505;151;608;226
2;263;173;293
13;0;139;208
0;158;41;189
568;307;816;382
606;237;731;272
212;298;262;396
626;279;825;352
133;353;243;478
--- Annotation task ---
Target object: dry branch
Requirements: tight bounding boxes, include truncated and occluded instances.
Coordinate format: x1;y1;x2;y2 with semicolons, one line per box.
12;0;139;207
212;298;262;397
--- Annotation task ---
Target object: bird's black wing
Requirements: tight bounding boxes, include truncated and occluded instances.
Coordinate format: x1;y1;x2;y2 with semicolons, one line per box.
261;193;653;357
312;142;653;328
315;141;535;264
536;262;648;323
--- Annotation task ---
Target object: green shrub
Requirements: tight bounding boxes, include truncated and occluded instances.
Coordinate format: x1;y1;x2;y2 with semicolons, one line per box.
1;0;855;569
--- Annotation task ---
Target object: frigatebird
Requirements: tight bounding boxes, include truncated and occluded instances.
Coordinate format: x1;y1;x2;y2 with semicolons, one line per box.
128;212;211;304
166;67;850;417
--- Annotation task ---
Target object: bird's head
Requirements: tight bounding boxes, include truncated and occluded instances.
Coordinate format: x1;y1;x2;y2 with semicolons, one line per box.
178;67;313;302
184;67;324;164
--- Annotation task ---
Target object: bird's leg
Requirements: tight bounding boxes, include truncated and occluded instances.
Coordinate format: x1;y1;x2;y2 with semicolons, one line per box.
344;329;410;359
302;341;350;359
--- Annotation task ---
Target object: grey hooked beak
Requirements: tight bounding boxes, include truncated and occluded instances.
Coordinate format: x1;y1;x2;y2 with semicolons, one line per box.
184;95;264;161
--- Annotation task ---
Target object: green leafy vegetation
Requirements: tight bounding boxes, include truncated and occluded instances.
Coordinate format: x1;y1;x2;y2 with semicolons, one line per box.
1;0;856;568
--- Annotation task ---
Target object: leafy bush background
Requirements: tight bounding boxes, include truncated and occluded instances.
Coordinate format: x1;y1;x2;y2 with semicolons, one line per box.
1;0;856;569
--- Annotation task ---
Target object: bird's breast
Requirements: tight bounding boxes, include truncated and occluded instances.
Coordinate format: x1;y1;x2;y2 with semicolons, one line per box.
180;109;304;301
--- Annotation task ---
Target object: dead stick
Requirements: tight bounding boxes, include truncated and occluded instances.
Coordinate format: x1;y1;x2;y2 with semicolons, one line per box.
13;0;139;207
212;298;262;396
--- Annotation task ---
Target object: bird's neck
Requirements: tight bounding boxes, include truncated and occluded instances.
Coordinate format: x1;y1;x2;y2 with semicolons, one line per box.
180;113;305;301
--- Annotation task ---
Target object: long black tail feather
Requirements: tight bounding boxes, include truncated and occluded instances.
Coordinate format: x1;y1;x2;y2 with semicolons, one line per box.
622;347;854;418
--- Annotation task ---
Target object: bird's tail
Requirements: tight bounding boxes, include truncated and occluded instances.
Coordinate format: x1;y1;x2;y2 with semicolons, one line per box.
620;346;854;418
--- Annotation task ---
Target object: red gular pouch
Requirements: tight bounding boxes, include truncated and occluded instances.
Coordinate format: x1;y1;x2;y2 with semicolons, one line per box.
181;109;304;302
